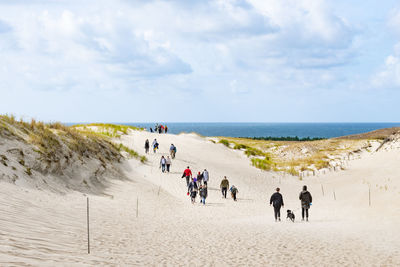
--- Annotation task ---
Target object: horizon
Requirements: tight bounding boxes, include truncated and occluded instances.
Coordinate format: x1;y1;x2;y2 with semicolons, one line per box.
66;121;400;124
1;1;400;122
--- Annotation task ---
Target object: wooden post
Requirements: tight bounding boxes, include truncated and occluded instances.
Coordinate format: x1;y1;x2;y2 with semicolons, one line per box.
136;197;139;218
157;186;161;196
321;184;325;196
333;190;336;200
368;187;371;207
87;197;90;254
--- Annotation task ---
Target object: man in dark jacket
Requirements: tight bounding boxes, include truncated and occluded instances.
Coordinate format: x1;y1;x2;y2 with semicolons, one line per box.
199;185;208;205
188;178;198;204
220;176;229;198
299;185;312;221
270;188;284;221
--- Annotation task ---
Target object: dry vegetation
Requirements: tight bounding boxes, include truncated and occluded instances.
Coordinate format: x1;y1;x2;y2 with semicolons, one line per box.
0;115;147;167
72;123;144;138
0;115;122;164
0;115;149;193
218;133;390;176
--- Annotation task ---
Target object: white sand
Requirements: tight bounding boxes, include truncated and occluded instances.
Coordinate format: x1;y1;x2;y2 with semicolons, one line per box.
0;130;399;266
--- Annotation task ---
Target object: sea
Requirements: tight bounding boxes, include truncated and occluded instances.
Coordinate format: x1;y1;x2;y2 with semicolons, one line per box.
118;122;400;139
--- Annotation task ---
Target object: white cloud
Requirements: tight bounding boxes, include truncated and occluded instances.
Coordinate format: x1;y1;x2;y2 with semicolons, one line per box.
0;0;379;122
372;43;400;88
372;8;400;89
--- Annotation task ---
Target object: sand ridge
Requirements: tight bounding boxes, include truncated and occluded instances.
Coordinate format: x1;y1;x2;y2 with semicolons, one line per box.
0;130;399;266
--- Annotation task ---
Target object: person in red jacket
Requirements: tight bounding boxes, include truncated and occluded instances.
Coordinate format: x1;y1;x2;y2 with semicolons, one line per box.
182;166;192;186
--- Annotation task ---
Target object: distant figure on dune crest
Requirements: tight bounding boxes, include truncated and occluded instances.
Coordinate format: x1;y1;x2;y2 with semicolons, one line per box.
270;188;284;222
182;166;192;186
165;156;172;172
150;127;153;133
144;139;150;154
160;156;166;173
299;185;312;222
230;185;238;201
220;176;229;198
202;169;209;185
199;185;208;205
188;178;198;203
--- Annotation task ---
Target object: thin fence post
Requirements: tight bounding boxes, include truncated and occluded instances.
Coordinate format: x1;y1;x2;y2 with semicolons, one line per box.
136;197;139;218
368;187;371;207
333;190;336;200
321;184;325;196
87;197;90;254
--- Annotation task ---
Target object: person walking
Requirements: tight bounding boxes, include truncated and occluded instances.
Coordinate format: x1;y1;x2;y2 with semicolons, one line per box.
144;139;150;154
220;176;229;198
160;156;166;173
165;125;168;134
196;171;203;187
299;185;312;221
270;188;284;222
152;139;159;153
202;169;209;185
230;185;239;201
165;156;172;172
170;144;176;159
199;185;208;205
182;166;192;186
188;178;198;204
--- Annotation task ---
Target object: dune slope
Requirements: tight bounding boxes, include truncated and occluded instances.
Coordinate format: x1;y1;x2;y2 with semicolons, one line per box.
0;129;399;266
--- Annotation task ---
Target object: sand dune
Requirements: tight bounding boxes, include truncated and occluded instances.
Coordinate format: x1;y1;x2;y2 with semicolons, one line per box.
0;129;399;266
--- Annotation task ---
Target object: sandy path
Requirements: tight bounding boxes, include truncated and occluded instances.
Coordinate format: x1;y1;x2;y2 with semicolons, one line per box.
0;131;399;266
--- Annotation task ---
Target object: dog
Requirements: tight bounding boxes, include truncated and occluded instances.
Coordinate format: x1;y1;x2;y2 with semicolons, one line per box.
286;210;295;222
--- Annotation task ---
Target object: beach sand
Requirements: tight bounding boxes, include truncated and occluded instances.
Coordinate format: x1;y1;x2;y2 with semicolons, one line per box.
0;130;399;266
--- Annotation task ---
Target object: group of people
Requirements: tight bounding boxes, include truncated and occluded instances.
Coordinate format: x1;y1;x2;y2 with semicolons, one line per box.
150;124;168;134
144;139;160;154
182;167;210;204
220;176;239;201
181;168;240;204
144;139;177;174
145;135;313;222
159;156;172;173
269;185;313;222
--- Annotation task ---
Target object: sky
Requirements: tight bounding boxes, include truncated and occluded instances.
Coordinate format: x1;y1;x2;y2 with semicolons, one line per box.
0;0;399;123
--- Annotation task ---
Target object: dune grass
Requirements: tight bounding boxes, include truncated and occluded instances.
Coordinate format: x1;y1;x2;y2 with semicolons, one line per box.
114;143;147;163
72;123;143;138
217;136;372;175
218;139;230;147
0;115;146;165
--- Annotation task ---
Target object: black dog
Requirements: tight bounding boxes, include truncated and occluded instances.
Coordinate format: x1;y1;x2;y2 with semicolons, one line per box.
287;210;295;222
